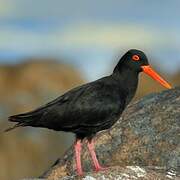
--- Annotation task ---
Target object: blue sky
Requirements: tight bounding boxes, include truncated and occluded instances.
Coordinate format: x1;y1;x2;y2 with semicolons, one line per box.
0;0;180;80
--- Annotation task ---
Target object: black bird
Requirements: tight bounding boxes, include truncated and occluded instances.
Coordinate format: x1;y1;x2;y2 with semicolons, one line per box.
6;49;172;175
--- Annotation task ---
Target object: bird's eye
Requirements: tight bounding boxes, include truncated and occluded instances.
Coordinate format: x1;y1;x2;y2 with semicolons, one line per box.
132;55;140;61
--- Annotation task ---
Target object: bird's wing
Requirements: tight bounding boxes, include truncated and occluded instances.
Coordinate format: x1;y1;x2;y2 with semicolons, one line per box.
40;77;126;129
8;77;126;131
7;83;88;126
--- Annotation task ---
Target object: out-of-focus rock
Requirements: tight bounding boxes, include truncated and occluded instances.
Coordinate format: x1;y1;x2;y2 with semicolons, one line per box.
0;59;84;180
42;87;180;179
0;59;84;114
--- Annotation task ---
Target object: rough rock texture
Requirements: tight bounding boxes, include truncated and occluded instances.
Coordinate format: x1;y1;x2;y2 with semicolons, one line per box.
61;166;179;180
42;87;180;180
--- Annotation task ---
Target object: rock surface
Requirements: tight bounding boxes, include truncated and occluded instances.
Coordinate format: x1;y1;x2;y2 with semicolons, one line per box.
41;87;180;179
61;166;179;180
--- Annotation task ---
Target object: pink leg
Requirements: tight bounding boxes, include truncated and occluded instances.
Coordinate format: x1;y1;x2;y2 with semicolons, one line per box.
74;139;83;176
87;139;107;172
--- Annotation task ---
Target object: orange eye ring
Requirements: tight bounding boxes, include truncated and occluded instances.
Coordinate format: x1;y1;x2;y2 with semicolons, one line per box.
132;55;140;61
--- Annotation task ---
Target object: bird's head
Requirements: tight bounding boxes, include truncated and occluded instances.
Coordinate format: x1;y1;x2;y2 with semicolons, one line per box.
114;49;172;89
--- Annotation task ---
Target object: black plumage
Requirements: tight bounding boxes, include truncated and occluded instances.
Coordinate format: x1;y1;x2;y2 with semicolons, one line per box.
6;49;171;175
9;77;126;138
7;49;146;137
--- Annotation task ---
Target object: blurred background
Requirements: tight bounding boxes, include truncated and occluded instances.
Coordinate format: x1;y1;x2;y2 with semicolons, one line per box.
0;1;179;179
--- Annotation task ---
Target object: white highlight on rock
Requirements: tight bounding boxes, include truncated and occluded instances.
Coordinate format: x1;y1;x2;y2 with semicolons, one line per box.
127;166;147;177
130;175;138;179
120;173;130;178
167;170;176;176
166;175;174;179
166;169;177;179
83;176;96;180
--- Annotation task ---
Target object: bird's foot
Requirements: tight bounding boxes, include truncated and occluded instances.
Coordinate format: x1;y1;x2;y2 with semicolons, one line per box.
76;168;83;176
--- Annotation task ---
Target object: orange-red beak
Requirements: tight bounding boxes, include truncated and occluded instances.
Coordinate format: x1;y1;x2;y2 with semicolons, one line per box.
141;65;172;89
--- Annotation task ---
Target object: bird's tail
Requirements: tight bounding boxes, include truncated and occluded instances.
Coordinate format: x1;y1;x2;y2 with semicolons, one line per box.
4;108;43;132
4;115;28;132
4;122;24;132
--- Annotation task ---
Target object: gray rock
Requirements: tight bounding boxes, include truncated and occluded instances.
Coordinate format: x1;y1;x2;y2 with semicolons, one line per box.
61;166;179;180
42;87;180;179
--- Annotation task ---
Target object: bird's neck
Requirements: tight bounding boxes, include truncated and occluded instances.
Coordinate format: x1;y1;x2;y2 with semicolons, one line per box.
112;67;139;104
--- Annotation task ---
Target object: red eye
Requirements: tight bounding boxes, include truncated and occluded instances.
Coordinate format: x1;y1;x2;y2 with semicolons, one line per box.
132;55;140;61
